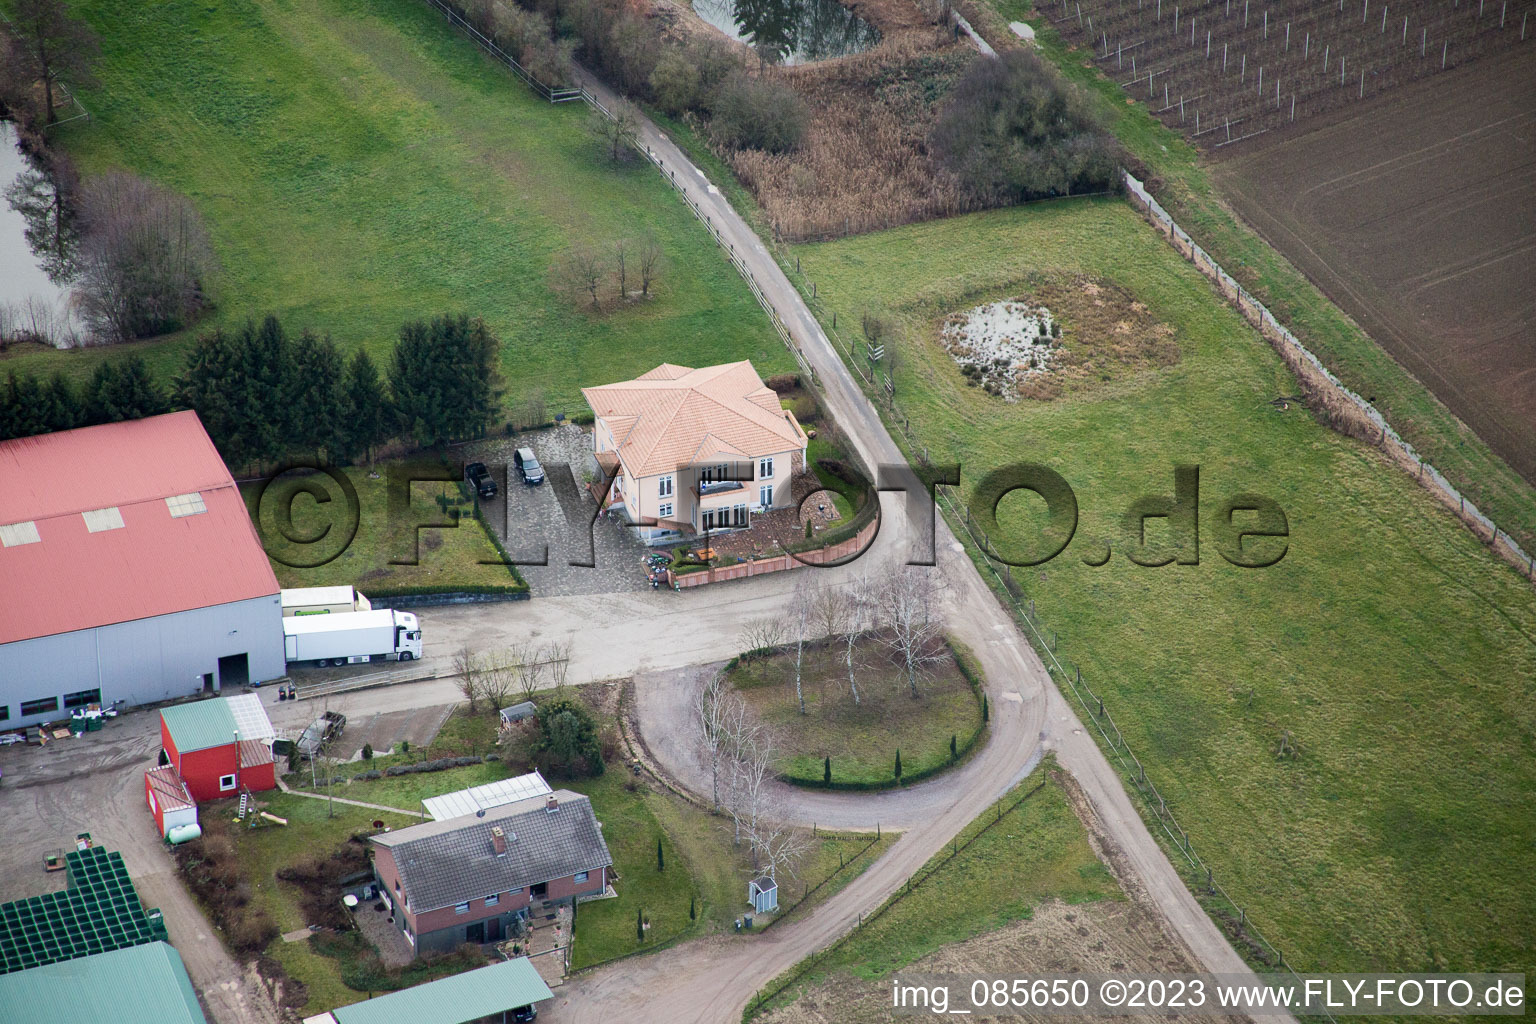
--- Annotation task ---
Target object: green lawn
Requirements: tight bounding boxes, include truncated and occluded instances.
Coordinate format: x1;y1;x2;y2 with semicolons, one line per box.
3;0;788;411
224;793;420;1015
960;3;1536;554
750;765;1120;1018
727;639;984;788
790;199;1536;979
241;461;526;594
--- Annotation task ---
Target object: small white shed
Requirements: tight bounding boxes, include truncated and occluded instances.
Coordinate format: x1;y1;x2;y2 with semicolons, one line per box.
500;701;537;728
749;876;778;914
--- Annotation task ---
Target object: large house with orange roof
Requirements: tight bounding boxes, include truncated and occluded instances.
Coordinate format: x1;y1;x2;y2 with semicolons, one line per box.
582;362;809;545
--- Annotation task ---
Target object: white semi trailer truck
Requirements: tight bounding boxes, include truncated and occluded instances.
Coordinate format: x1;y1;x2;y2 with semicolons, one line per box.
283;609;423;667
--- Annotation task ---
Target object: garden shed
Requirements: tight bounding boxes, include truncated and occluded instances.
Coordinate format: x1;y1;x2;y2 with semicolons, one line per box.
749;875;778;914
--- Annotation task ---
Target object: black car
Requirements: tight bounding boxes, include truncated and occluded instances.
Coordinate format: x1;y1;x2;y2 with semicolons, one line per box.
510;1005;538;1023
513;447;545;485
465;462;497;499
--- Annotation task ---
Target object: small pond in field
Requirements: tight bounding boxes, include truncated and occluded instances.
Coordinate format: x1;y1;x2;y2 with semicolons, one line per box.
692;0;880;64
0;121;85;347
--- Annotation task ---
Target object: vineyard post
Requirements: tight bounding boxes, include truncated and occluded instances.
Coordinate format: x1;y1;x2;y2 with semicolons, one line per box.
1305;31;1310;57
1244;0;1249;26
1382;5;1388;31
1286;22;1290;49
1224;42;1228;70
1207;30;1212;56
1264;9;1267;37
1341;53;1346;83
1499;1;1505;27
1442;40;1447;68
1192;17;1196;43
1522;11;1527;39
1421;27;1426;54
1362;0;1368;22
1257;65;1262;93
1290;93;1295;120
1360;67;1365;97
1324;43;1329;71
1403;15;1408;41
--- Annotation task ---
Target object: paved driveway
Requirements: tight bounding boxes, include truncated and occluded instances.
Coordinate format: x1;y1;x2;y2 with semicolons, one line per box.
460;426;653;596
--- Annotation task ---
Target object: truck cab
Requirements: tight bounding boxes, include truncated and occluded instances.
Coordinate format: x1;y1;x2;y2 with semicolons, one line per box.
395;611;423;661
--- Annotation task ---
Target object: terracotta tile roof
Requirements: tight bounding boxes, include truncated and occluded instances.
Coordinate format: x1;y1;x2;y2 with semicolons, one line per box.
582;362;807;478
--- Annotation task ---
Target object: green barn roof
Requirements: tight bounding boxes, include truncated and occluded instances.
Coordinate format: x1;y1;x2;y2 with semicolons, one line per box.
0;941;207;1024
161;694;274;753
331;957;554;1024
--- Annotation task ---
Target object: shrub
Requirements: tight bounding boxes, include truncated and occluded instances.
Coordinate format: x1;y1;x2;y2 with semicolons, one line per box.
930;50;1120;205
764;373;801;393
710;73;808;154
532;697;605;777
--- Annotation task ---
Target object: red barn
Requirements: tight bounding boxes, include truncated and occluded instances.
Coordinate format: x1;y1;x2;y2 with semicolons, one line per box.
158;694;277;802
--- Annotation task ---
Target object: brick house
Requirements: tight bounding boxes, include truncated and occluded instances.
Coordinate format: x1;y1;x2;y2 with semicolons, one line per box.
582;361;809;545
369;789;613;957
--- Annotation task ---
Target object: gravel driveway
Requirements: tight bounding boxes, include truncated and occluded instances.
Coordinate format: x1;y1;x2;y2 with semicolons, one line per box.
460;425;653;596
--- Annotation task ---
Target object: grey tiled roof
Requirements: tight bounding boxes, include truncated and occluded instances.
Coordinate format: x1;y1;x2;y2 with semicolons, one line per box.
371;790;612;914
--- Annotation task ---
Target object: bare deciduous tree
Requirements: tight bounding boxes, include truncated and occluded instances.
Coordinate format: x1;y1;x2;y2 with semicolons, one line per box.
75;172;213;342
872;565;947;697
638;233;663;297
587;101;638;165
614;238;629;300
505;641;539;704
9;0;98;124
738;616;786;654
694;670;730;809
787;575;816;714
542;638;572;692
453;645;483;713
751;816;810;885
480;651;515;713
555;245;605;311
724;717;772;848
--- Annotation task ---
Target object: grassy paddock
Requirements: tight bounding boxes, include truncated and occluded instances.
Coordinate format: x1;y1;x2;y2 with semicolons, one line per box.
5;0;789;410
728;638;983;788
789;200;1536;979
748;764;1120;1018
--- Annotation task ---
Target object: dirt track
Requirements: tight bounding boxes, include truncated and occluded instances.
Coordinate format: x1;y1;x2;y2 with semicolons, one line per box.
1214;45;1536;484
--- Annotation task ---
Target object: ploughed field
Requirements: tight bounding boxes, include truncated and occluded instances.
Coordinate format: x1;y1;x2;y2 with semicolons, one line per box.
1045;0;1535;144
1213;44;1536;483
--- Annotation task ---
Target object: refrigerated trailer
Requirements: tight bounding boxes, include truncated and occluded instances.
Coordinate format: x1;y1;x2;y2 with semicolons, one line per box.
282;609;422;666
281;586;372;617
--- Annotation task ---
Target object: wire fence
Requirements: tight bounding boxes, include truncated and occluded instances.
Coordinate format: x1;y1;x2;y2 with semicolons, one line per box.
746;778;1049;1017
1123;170;1536;582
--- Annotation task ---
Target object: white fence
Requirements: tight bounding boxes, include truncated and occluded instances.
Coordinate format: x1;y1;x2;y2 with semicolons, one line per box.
1123;171;1535;581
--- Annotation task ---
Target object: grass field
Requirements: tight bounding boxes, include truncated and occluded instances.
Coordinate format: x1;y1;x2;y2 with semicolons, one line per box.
790;198;1536;978
241;461;526;593
1;0;788;411
965;4;1536;555
750;766;1120;1018
727;639;983;787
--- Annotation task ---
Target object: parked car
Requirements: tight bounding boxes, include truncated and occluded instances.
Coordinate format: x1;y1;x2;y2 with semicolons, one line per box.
295;710;347;757
465;461;497;499
513;447;545;485
510;1004;538;1022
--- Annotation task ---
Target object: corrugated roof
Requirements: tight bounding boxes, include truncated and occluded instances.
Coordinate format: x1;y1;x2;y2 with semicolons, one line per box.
330;957;552;1024
372;790;612;914
0;411;279;645
582;361;807;478
421;770;552;821
0;942;207;1024
145;767;195;813
161;695;274;754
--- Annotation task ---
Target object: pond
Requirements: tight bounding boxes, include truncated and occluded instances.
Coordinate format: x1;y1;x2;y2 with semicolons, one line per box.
692;0;881;64
0;121;85;347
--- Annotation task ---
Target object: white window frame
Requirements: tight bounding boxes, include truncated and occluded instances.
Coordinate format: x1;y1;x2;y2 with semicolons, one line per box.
658;475;673;498
218;774;237;792
509;887;524;895
759;485;774;508
758;457;774;479
455;902;470;915
484;893;499;907
574;871;589;883
658;502;673;519
165;492;207;518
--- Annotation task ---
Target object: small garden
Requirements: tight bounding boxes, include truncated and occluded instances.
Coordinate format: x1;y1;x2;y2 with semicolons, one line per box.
246;680;892;1009
728;634;986;789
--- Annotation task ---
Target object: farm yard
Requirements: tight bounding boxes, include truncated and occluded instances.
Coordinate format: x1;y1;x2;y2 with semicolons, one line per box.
1212;45;1536;484
1043;0;1536;145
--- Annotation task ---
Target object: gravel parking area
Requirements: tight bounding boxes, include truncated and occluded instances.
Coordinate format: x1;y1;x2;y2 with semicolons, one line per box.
461;425;653;597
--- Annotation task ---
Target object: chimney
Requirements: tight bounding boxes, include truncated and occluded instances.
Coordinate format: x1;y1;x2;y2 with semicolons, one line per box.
546;795;559;814
491;826;507;856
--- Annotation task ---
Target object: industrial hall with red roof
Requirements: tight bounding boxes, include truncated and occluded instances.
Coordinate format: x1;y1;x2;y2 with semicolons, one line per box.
0;411;285;731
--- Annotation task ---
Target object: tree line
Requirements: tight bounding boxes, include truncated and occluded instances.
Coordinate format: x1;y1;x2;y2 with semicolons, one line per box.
0;313;505;470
